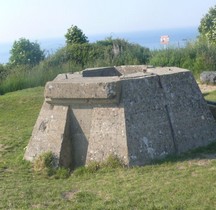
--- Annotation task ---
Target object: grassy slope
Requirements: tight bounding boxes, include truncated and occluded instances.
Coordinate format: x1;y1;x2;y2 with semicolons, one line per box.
204;90;216;101
0;87;216;209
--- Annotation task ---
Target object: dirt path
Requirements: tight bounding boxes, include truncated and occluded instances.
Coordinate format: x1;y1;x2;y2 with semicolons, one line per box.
197;82;216;93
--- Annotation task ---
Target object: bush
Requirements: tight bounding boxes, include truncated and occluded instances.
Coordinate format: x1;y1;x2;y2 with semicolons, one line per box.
0;64;9;82
33;151;70;179
94;38;150;66
149;39;216;77
33;152;55;172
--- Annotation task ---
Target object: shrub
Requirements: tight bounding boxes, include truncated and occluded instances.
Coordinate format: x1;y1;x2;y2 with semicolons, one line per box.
33;151;55;174
0;64;9;82
149;39;216;78
33;151;70;179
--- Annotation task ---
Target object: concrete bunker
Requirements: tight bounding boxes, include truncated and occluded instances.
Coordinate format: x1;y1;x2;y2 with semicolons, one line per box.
24;65;216;169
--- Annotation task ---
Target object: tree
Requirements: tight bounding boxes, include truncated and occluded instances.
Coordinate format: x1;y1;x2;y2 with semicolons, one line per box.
65;25;88;45
198;5;216;45
9;38;45;66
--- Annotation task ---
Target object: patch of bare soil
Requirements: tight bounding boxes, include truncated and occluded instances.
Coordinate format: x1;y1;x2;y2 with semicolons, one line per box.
0;144;4;151
188;153;216;167
61;189;79;200
188;159;212;167
0;144;5;156
197;82;216;93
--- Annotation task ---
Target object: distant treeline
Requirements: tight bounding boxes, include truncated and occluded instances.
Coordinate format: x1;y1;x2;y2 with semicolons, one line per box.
0;37;150;95
1;5;216;95
0;37;216;95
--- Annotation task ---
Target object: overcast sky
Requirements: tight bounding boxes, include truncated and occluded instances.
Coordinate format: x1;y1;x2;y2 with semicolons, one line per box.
0;0;215;43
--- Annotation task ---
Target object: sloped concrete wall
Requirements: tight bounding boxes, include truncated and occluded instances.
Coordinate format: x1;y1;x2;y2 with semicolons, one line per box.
24;102;72;168
121;70;216;166
121;75;176;166
63;104;128;169
87;105;128;164
159;71;216;153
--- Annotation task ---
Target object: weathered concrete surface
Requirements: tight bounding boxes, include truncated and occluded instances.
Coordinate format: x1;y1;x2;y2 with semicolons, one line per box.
121;75;175;165
24;66;216;168
87;106;128;164
159;71;215;153
207;100;216;120
24;102;72;168
45;76;121;105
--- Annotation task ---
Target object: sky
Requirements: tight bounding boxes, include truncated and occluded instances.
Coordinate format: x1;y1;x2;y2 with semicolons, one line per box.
0;0;216;43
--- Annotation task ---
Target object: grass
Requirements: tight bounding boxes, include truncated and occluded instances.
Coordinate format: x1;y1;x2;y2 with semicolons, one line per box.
0;87;216;209
0;63;82;95
204;90;216;101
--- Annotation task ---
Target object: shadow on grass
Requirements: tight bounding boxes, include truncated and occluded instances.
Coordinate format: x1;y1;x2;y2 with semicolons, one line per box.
152;141;216;165
203;92;210;97
73;141;216;176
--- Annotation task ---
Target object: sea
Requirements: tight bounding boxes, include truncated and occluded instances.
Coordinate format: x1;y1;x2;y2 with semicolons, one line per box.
0;27;199;64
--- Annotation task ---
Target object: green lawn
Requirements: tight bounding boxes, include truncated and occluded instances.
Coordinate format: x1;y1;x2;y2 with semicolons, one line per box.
204;90;216;101
0;87;216;209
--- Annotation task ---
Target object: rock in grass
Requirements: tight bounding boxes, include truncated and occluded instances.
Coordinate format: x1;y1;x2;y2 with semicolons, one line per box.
200;71;216;84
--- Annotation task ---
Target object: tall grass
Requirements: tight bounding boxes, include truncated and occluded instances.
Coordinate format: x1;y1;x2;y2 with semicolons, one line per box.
0;61;82;95
149;40;216;78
